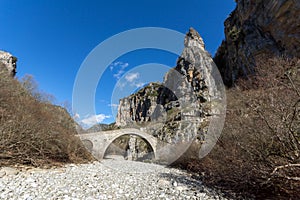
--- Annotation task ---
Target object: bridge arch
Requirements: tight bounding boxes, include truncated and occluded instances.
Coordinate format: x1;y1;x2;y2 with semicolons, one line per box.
78;128;158;160
103;131;156;159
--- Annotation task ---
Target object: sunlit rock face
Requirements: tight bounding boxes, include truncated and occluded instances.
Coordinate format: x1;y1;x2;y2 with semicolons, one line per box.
116;82;164;127
214;0;300;86
116;28;222;150
184;27;205;51
0;50;17;77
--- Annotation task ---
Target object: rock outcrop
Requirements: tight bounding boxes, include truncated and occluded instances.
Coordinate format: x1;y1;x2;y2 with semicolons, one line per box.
86;123;118;133
116;28;224;158
214;0;300;86
116;82;164;127
0;50;17;77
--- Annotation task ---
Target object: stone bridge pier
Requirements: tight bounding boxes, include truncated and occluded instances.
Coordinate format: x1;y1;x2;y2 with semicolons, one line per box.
78;128;158;160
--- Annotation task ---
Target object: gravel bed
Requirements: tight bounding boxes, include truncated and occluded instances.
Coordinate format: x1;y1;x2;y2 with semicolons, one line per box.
0;158;231;200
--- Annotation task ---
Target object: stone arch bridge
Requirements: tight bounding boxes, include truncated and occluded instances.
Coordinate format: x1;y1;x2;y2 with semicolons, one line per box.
78;128;158;160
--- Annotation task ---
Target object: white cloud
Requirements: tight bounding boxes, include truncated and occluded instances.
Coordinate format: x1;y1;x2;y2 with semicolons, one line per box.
110;62;128;70
116;81;126;90
134;82;145;88
109;62;129;79
73;113;80;120
125;72;139;82
115;73;145;91
80;114;111;127
99;99;108;103
113;69;125;79
108;103;119;108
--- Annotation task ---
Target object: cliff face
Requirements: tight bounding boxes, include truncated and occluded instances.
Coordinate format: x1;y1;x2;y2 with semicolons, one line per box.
0;51;17;77
116;28;223;150
214;0;300;86
116;82;165;127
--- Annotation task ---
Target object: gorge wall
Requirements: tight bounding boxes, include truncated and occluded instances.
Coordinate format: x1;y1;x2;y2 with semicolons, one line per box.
214;0;300;86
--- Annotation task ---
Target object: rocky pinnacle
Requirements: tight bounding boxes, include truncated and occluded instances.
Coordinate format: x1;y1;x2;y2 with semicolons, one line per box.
115;28;225;163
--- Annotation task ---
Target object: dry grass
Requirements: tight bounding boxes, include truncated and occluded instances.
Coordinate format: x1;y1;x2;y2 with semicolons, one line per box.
0;66;93;167
173;56;300;199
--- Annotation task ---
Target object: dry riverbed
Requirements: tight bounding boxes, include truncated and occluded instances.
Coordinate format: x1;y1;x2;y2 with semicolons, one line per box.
0;157;235;200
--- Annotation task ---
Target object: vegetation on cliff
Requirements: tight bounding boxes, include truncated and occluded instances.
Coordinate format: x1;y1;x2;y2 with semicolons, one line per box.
171;1;300;198
214;0;300;86
174;56;300;199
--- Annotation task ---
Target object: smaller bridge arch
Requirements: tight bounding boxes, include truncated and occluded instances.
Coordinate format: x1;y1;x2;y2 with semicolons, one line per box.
78;128;158;160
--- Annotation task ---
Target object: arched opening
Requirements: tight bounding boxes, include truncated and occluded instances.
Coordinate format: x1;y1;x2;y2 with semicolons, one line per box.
104;134;155;162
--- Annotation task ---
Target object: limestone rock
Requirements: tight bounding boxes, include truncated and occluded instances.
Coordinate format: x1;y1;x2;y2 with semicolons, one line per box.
115;28;223;159
0;50;17;77
214;0;300;86
116;82;161;127
185;27;205;50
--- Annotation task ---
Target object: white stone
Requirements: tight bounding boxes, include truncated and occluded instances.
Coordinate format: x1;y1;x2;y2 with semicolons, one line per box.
0;167;19;176
0;159;228;199
173;181;178;187
0;170;5;178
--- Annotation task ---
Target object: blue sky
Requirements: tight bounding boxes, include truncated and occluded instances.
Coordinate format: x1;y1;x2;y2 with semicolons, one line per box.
0;0;236;127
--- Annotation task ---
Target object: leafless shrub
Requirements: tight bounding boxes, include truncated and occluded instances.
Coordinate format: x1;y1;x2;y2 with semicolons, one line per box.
173;56;300;199
20;74;56;104
0;67;93;167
